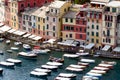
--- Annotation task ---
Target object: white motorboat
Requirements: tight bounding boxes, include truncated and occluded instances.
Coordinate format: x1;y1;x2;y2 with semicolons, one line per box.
6;40;11;44
69;64;86;69
63;54;79;58
30;71;48;78
34;68;51;74
101;61;116;65
93;66;109;71
23;44;31;50
78;62;89;66
66;67;83;72
6;58;22;64
41;65;58;71
80;59;95;63
6;50;13;53
86;72;102;77
14;42;22;46
18;52;37;58
46;62;63;67
82;76;99;80
55;76;71;80
11;47;19;51
76;52;89;56
90;70;106;74
0;61;15;67
32;49;48;54
58;73;76;78
0;50;3;55
98;64;113;69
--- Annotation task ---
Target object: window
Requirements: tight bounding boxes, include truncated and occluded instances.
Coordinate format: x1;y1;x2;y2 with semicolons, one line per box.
55;9;57;13
38;17;40;22
28;3;30;7
79;28;82;32
103;39;105;42
51;9;53;12
96;32;99;37
107;30;110;36
70;19;73;23
92;32;94;36
46;17;49;21
43;19;45;23
109;39;111;43
65;18;68;22
21;4;24;7
66;35;68;38
64;8;66;12
84;29;86;32
34;3;36;6
69;34;72;38
47;32;49;35
112;8;116;12
38;25;40;29
38;31;40;34
53;26;55;31
46;24;49;29
80;34;82;38
53;18;55;22
92;25;94;29
23;21;25;24
53;33;55;37
91;38;94;43
96;25;99;30
96;39;99;43
87;32;89;35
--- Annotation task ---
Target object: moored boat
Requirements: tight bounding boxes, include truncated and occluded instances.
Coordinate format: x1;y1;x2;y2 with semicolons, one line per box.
69;64;86;69
6;58;22;64
41;65;58;71
90;70;106;74
58;73;76;78
63;54;79;58
0;50;3;55
78;62;89;66
6;40;11;44
76;52;89;56
0;38;4;42
10;47;19;51
86;72;102;78
34;68;51;75
55;76;71;80
0;61;14;68
98;63;113;69
23;44;31;50
82;76;99;80
14;42;22;46
18;52;37;58
49;56;64;63
101;61;116;65
66;67;83;72
93;66;109;71
6;50;13;53
80;59;95;63
46;62;63;67
30;71;48;78
32;49;48;54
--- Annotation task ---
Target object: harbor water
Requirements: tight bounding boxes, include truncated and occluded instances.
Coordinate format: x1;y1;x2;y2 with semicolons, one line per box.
0;41;120;80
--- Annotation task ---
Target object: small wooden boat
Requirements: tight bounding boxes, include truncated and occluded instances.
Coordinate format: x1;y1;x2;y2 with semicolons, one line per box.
69;64;86;69
63;54;79;58
0;61;14;68
58;73;76;78
46;62;63;67
34;68;51;74
101;61;116;65
66;67;83;72
23;44;31;50
14;42;22;46
76;52;89;56
30;71;48;78
49;56;64;63
6;58;22;64
0;50;3;55
98;64;113;69
90;70;106;74
80;59;95;63
6;50;13;53
6;40;11;44
86;72;102;77
55;76;71;80
11;47;19;51
41;65;58;71
78;62;89;66
93;66;109;71
18;52;37;58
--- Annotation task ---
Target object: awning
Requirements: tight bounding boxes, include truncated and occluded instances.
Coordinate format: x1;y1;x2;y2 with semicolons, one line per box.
23;33;31;38
28;35;36;39
47;39;56;44
91;1;106;5
85;43;95;49
102;45;111;51
0;30;4;34
0;25;11;32
31;36;42;41
13;30;26;36
113;47;120;52
7;29;16;33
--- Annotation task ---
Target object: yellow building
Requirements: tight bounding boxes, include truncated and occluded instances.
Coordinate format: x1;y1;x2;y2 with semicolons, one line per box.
45;1;71;40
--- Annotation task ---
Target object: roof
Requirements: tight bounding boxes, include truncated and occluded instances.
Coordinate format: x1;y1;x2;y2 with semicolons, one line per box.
49;1;66;8
85;43;95;49
113;47;120;52
63;11;77;18
91;0;110;3
106;1;120;7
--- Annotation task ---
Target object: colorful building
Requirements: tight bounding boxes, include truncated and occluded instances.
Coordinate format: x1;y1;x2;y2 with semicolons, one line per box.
45;1;71;40
86;0;110;48
102;1;120;47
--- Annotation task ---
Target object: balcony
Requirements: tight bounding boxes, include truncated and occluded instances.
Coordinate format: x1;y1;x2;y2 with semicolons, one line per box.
89;7;103;12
